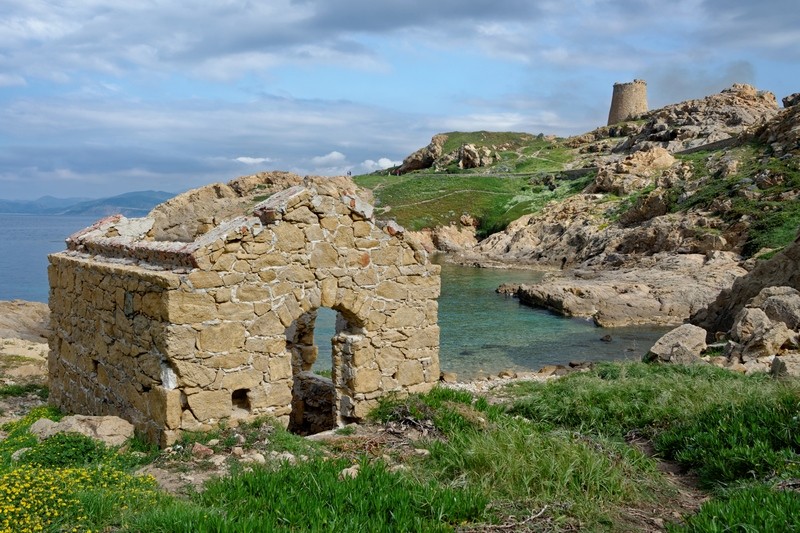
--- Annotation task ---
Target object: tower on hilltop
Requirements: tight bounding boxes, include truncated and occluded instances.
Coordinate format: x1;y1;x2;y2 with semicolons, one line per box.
607;79;648;125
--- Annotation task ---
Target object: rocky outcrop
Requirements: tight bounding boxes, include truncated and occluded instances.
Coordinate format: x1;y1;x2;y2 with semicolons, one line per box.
458;144;496;169
468;190;738;270
783;93;800;108
616;83;779;153
398;134;447;174
407;215;478;254
691;234;800;338
513;252;745;327
0;300;49;342
755;103;800;158
655;286;800;377
587;146;675;196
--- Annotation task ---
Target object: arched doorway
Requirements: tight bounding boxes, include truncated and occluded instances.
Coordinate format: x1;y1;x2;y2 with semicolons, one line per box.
286;306;364;434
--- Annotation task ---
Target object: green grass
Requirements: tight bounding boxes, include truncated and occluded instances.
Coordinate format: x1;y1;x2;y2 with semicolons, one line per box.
508;361;770;438
654;391;800;487
126;459;488;533
668;484;800;532
2;362;800;531
0;383;48;399
425;418;663;527
355;173;593;237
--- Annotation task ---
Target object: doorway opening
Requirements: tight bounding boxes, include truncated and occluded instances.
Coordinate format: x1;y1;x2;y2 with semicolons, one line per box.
286;307;337;435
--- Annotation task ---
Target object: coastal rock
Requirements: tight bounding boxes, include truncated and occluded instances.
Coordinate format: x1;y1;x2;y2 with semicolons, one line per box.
646;324;707;363
692;235;800;338
783;93;800;108
514;253;745;327
431;224;477;253
620;83;779;153
588;146;675;196
726;287;800;362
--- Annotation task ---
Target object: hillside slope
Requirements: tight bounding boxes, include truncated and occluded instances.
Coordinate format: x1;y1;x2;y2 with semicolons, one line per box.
357;84;800;326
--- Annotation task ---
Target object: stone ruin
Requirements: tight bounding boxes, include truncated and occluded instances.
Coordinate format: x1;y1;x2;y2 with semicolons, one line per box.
47;175;441;446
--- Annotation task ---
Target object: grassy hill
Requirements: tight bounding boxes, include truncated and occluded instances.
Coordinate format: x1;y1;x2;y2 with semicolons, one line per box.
354;132;593;237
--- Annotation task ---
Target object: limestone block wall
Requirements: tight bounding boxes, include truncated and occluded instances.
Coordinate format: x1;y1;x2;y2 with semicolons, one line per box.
49;181;440;446
608;79;648;125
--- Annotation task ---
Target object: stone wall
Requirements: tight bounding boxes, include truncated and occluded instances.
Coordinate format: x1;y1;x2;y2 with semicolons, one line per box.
49;179;440;446
608;79;648;125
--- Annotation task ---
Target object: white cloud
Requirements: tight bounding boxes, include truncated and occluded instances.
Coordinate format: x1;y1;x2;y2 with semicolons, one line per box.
235;156;273;165
360;157;400;172
311;151;347;166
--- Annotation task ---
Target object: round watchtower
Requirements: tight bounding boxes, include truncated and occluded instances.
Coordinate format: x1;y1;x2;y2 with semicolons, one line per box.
607;79;648;125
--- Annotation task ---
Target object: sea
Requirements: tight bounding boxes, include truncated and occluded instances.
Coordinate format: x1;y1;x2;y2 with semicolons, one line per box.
0;213;669;378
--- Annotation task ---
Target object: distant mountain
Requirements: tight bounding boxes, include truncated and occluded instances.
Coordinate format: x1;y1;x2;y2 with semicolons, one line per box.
0;191;174;216
57;191;175;217
0;196;93;215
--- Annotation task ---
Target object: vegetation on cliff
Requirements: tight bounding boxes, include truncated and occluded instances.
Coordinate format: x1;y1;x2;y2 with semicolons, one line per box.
356;84;799;262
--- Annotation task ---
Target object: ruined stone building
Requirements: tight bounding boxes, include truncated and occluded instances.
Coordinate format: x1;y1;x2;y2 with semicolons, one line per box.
48;175;441;445
608;79;648;125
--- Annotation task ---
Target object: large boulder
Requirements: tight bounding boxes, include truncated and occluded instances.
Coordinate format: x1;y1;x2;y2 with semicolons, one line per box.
646;324;708;364
30;415;135;447
725;287;800;362
0;300;50;342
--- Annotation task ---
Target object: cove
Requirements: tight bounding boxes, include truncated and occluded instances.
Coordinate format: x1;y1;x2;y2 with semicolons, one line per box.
313;258;671;379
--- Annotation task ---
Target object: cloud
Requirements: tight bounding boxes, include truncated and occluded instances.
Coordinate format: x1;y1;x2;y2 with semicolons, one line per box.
311;151;347;166
360;157;401;173
235;156;274;165
0;0;797;200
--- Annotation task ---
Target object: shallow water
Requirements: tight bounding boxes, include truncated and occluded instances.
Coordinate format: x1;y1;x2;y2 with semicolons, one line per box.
311;259;670;379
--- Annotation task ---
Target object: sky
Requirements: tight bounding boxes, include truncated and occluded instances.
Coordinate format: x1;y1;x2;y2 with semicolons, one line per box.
1;0;798;200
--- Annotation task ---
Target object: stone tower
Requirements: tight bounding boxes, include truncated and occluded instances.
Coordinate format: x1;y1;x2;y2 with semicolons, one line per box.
607;79;648;125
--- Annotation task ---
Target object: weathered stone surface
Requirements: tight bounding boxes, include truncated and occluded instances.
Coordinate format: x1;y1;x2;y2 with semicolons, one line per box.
48;177;440;445
187;390;232;421
646;324;707;363
198;323;246;352
693;236;800;337
513;253;745;327
30;415;135;447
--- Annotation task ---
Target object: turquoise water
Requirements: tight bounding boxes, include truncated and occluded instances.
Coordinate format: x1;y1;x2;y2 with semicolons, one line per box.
311;260;670;378
1;214;669;378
